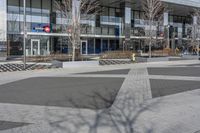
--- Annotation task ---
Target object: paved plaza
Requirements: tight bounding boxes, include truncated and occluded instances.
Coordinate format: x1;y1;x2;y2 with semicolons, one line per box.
0;60;200;133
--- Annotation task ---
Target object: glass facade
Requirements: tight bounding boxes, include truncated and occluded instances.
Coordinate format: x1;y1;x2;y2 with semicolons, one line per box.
2;0;199;58
0;0;7;58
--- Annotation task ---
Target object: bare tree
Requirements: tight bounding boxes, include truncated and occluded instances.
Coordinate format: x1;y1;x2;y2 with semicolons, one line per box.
54;0;101;61
142;0;165;58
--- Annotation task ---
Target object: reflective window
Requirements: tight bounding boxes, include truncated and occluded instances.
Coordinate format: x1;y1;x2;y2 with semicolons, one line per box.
109;8;115;16
0;0;7;41
88;39;94;54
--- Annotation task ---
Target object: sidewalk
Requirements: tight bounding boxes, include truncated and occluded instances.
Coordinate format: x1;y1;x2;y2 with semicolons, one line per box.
0;60;200;133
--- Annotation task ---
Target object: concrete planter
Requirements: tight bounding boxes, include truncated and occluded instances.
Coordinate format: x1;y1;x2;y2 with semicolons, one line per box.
62;61;99;68
136;56;199;63
0;57;7;61
136;57;169;63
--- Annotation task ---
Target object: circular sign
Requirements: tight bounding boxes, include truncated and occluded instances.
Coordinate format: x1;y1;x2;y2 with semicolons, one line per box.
44;26;50;33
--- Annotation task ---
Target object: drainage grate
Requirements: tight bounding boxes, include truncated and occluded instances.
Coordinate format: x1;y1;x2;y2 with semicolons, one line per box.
0;64;59;72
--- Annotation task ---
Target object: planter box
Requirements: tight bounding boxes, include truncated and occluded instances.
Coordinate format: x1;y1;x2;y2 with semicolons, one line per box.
136;57;169;62
0;57;7;61
136;56;199;63
62;61;99;68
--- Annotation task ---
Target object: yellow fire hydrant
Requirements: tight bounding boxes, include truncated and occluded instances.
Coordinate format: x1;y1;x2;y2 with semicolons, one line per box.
132;53;136;61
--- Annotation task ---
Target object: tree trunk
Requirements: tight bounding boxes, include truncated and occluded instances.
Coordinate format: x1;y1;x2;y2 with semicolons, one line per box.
149;20;152;58
149;40;152;58
72;45;76;62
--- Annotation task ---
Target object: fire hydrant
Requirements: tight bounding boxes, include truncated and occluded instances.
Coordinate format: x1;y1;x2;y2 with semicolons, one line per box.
132;53;136;61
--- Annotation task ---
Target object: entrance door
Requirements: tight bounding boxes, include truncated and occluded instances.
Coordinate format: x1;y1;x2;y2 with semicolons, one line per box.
81;40;87;55
31;39;40;56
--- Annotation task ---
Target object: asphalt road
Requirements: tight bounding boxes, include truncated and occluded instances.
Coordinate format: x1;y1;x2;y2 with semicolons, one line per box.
0;77;124;109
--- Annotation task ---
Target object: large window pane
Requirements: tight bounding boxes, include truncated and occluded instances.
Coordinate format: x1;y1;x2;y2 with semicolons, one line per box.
0;0;7;41
8;0;19;6
88;39;94;54
0;0;7;57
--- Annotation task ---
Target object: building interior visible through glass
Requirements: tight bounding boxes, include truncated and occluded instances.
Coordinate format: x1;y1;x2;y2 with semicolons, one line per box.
1;0;200;57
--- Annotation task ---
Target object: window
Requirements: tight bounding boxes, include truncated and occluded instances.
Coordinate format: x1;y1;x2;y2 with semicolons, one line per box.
8;0;19;6
102;7;109;16
109;8;115;17
134;11;139;19
0;0;7;41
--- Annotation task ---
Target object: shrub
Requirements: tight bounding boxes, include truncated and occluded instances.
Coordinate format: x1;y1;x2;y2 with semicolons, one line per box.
27;54;72;62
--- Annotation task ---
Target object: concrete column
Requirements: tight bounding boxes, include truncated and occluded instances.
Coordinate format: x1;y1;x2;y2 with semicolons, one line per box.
72;0;80;20
193;16;199;56
164;12;170;48
193;16;197;40
164;12;169;26
120;0;131;49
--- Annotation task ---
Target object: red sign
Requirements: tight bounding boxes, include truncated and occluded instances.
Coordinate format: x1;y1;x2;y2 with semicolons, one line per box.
68;27;72;33
44;26;50;33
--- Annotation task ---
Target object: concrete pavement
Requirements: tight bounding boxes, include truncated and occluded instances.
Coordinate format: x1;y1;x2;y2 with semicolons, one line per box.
0;60;200;132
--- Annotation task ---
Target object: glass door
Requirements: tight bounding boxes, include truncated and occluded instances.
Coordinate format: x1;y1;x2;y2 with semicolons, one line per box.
81;40;88;55
31;39;40;56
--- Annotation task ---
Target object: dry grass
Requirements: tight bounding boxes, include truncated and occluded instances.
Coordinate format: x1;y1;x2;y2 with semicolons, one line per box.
27;54;73;62
151;48;181;57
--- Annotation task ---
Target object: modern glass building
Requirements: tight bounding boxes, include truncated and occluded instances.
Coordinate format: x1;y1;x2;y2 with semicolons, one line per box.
0;0;199;59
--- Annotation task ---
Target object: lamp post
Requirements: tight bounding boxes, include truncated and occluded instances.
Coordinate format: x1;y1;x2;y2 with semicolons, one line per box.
23;0;26;69
167;24;170;49
198;27;200;58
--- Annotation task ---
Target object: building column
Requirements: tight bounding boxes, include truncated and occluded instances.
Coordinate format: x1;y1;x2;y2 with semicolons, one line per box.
163;12;170;48
193;16;199;56
120;0;131;49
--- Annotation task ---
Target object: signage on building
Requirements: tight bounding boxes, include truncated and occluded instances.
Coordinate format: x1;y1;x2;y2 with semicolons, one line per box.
32;24;51;33
72;0;80;20
44;26;50;33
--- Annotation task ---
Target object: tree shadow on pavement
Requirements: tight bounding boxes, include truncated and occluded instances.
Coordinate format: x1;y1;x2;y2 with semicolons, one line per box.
45;89;160;133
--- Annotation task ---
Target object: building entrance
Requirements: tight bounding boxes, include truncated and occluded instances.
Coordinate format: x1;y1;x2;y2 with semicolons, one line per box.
81;40;88;55
30;39;40;56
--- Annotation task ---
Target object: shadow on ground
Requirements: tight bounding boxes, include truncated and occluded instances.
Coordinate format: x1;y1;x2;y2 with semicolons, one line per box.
45;90;160;133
